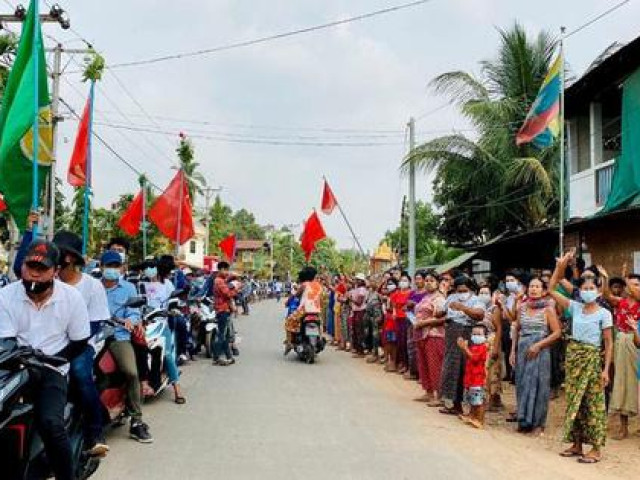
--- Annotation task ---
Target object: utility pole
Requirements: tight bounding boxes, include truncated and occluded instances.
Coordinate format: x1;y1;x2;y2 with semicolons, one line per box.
202;186;222;256
407;117;416;278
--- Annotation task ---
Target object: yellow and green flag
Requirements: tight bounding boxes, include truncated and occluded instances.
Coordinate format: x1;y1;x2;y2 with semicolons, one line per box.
0;0;52;231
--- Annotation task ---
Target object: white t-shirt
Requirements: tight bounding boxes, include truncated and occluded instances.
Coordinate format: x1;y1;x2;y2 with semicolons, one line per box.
0;280;90;373
142;279;175;309
74;273;110;323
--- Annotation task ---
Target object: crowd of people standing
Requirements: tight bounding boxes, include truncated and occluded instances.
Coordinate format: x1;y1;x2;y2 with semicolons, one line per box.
307;249;640;464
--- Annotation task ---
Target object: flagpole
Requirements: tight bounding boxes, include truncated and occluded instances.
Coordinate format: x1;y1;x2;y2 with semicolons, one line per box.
175;169;183;257
141;177;148;259
559;28;566;257
81;81;95;255
322;175;366;258
31;0;40;238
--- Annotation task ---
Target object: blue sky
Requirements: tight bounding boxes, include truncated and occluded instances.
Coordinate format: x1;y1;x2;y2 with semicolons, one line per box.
32;0;640;250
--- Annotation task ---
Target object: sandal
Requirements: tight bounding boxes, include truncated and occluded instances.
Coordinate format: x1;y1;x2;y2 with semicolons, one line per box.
560;448;583;458
439;407;461;416
578;455;601;464
427;400;444;408
174;396;187;405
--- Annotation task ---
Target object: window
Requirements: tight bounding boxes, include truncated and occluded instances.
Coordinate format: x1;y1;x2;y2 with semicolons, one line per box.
595;163;614;207
189;241;196;254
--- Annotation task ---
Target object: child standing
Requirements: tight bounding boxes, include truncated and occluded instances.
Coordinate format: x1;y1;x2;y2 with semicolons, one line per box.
457;324;489;429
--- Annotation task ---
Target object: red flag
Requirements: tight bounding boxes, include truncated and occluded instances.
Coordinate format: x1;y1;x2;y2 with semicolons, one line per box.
117;190;144;236
148;170;194;244
321;180;338;215
67;94;92;187
300;210;327;261
218;234;237;262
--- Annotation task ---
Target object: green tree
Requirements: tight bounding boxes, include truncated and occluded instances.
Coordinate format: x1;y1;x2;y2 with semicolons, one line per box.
177;134;206;201
404;24;559;244
232;209;265;240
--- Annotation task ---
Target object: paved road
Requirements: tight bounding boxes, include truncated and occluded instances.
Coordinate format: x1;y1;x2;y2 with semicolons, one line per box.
94;301;615;480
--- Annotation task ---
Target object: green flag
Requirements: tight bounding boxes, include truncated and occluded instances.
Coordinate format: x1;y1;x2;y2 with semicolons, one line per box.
0;0;53;231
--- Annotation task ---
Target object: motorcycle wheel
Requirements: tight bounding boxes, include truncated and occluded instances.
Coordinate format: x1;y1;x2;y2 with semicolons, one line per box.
305;345;315;364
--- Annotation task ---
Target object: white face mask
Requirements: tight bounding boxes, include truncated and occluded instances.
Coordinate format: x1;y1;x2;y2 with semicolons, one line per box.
399;281;410;290
457;292;471;302
387;284;397;292
478;293;492;306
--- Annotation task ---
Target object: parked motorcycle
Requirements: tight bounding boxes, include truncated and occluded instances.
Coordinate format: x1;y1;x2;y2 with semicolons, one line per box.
291;313;325;364
191;297;217;358
0;340;100;480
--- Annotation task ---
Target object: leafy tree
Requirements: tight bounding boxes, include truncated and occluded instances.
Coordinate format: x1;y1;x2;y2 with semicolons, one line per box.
232;209;265;240
177;134;206;201
404;24;559;244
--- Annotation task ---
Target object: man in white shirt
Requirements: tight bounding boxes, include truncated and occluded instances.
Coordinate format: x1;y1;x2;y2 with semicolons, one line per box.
0;240;90;480
54;230;111;457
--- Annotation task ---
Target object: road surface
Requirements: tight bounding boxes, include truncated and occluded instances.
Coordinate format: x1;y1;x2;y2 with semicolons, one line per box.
95;301;633;480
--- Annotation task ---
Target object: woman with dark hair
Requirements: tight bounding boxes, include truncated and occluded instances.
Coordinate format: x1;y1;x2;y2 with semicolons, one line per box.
478;283;503;411
439;276;485;415
550;252;613;464
413;270;446;405
406;270;429;380
393;272;413;375
510;276;561;435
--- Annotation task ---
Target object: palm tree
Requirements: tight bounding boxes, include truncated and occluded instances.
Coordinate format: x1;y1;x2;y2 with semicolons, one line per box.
177;133;206;201
405;24;559;244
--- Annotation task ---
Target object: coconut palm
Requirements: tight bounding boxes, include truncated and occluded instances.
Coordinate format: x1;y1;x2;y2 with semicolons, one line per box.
404;23;560;244
177;133;207;201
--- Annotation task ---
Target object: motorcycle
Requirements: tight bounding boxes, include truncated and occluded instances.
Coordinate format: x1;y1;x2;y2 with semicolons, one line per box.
0;340;100;480
191;297;217;358
292;313;325;364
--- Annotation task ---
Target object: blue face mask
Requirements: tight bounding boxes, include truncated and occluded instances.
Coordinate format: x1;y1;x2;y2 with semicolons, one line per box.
580;289;599;304
103;268;121;281
144;267;158;279
470;335;486;345
505;280;519;293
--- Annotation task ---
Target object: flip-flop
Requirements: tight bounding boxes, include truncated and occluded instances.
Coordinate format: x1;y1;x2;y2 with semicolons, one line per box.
174;396;187;405
439;407;461;415
560;449;583;458
578;455;601;464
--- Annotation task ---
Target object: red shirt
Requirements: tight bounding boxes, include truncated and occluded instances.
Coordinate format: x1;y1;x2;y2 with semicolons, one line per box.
214;276;236;313
614;298;640;333
389;290;411;319
463;343;488;388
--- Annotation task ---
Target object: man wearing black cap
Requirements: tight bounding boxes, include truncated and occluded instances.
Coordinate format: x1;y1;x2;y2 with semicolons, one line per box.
54;230;111;457
0;240;90;480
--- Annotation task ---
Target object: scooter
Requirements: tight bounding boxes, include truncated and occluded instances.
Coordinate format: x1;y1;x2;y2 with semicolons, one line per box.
142;305;174;398
292;314;326;364
0;340;100;480
191;297;217;358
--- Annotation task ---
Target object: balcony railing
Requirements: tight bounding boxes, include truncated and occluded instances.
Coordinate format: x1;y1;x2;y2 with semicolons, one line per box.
595;162;615;207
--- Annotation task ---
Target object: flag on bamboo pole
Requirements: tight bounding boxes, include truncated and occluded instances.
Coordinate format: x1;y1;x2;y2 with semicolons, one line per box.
300;210;326;261
117;190;144;236
321;179;338;215
218;233;237;262
0;0;53;231
148;170;194;244
516;53;562;148
67;88;93;187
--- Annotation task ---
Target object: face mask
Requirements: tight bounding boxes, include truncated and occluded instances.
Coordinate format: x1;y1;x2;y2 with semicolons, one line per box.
387;284;397;292
457;292;471;302
22;279;54;295
193;278;204;288
580;290;599;304
478;293;492;306
144;267;158;278
103;268;121;281
470;334;486;345
505;281;519;293
399;281;410;289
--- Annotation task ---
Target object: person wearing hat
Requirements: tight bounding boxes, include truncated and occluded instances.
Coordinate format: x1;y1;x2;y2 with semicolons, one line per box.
0;240;90;480
101;250;153;443
54;231;111;457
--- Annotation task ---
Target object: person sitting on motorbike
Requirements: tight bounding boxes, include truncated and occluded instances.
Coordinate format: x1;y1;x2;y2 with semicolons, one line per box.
53;231;111;457
158;255;191;363
140;259;187;404
284;268;324;353
101;250;153;443
0;240;91;480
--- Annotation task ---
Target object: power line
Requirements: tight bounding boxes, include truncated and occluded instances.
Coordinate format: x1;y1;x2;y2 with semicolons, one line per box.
564;0;634;39
59;96;162;192
105;0;437;70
